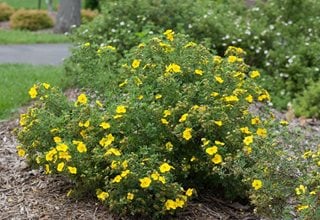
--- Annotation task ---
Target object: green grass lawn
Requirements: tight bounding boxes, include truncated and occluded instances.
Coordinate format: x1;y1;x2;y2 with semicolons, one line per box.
0;0;86;10
0;30;70;44
0;0;60;10
0;64;67;120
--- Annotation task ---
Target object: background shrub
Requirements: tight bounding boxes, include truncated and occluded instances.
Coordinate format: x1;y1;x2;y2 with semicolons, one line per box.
0;2;14;21
10;9;54;31
67;0;320;116
293;80;320;118
84;0;100;10
81;9;99;24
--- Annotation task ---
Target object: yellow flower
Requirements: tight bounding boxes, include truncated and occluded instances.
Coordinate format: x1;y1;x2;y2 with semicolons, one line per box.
159;162;173;173
84;42;90;47
137;95;144;100
228;56;237;63
295;185;306;195
127;192;134;200
250;70;260;78
158;176;166;184
57;162;65;172
58;151;71;161
132;59;141;69
280;120;289;126
139;177;152;188
243;146;252;154
165;199;177;210
76;141;87;153
19;114;28;126
119;79;128;87
45;164;51;174
134;77;143;86
161;118;169;125
155;94;162;99
245;95;253;103
214;76;224;84
165;142;173;151
243;135;254;145
252;179;263;190
100;122;111;129
151;172;160;180
67;166;77;174
54;136;62;143
42;83;50;89
212;154;223;164
56;143;68;152
166;63;181;73
113;114;123;119
214;120;223;127
201;138;210;146
213;56;222;64
186;188;193;197
163;110;171;117
179;113;188;123
175;198;185;208
99;134;115;147
105;148;121;156
122;160;128;169
224;95;239;102
97;190;109;201
251;117;260;125
77;93;87;105
116;105;126;114
16;146;26;157
45;148;57;161
215;140;225;146
164;29;174;41
206;146;218;155
256;128;267;138
112;175;122;183
184;41;197;48
211;92;219;97
96;100;103;107
28;85;37;99
182;128;192;141
194;69;203;75
121;169;130;177
36;156;41;164
297;205;309;211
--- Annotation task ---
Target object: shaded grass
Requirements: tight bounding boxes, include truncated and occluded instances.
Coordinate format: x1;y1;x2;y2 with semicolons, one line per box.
0;30;69;44
0;64;67;120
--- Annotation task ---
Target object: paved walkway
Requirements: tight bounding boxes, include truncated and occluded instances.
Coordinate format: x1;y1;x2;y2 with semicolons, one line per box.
0;44;71;65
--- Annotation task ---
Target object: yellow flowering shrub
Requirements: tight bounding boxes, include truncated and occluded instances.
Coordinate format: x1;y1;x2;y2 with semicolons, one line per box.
16;33;317;218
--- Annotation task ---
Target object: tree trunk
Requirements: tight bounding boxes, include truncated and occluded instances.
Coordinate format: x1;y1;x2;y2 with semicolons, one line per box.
54;0;81;34
46;0;53;12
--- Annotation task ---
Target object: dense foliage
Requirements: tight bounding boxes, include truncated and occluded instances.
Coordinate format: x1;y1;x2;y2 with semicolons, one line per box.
68;0;320;114
17;33;313;218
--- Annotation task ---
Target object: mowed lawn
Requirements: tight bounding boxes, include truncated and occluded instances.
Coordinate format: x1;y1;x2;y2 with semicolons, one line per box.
0;0;60;10
0;30;70;44
0;64;66;120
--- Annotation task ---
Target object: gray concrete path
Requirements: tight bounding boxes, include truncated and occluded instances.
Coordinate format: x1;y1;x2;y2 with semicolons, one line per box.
0;44;71;65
